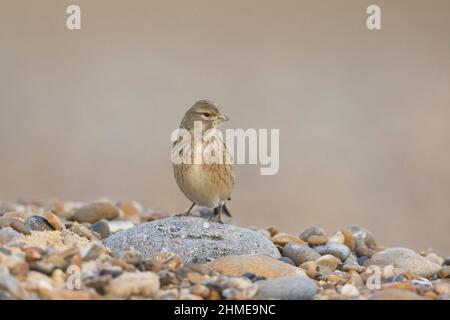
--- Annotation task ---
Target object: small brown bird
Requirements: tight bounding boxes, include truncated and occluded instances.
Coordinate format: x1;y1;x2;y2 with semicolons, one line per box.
173;100;235;223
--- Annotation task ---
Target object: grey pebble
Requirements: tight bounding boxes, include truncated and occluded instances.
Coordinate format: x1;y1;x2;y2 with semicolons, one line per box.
314;242;350;261
255;275;318;300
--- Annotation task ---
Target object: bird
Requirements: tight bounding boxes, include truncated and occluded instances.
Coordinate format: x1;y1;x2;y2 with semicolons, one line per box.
173;100;235;223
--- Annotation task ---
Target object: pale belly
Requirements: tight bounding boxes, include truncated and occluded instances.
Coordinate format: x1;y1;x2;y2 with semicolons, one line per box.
174;163;234;208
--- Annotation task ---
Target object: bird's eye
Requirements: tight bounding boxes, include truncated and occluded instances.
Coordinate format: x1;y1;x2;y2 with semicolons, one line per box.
203;113;211;118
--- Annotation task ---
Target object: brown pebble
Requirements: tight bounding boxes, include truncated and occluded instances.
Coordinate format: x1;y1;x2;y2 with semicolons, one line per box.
0;217;31;235
149;252;183;271
208;290;221;300
271;233;306;246
187;271;206;284
141;211;170;222
438;266;450;278
118;201;142;217
381;282;417;292
191;284;210;298
3;211;28;220
423;291;437;300
307;235;329;246
355;245;375;258
42;211;65;231
341;228;355;251
25;247;44;262
267;226;279;237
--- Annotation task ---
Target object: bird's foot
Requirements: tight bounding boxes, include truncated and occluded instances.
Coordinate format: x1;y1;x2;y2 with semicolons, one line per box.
174;212;192;217
208;214;224;224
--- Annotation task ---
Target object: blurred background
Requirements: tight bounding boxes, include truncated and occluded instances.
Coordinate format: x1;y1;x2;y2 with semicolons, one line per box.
1;0;449;253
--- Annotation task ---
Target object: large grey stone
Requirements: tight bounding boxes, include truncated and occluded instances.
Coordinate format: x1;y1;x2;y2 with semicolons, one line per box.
103;217;280;264
255;275;318;300
365;247;442;277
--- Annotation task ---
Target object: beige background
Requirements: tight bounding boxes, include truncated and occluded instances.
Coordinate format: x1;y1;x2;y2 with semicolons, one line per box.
1;1;449;253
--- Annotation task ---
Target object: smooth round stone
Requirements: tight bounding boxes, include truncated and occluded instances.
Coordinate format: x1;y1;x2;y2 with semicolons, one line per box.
207;254;304;279
25;215;54;232
443;257;450;266
365;247;442;278
91;220;111;239
347;224;377;249
299;227;326;241
278;256;296;266
438;266;450;279
282;242;321;266
104;217;280;264
315;254;341;270
0;217;31;235
314;243;351;261
255;275;318;300
0;227;24;245
358;256;369;265
369;288;425;300
106;272;160;298
71;202;119;224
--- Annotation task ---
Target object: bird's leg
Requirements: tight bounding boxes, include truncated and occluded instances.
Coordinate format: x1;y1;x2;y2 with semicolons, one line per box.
175;203;195;217
223;203;232;217
210;203;224;224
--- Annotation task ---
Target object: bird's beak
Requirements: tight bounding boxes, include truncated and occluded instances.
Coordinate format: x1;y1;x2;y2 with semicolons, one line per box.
218;114;229;122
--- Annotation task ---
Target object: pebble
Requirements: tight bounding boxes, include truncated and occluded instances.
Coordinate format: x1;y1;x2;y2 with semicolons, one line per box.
314;243;350;261
282;242;321;266
91;220;111;239
104;216;280;264
82;242;108;261
191;284;210;298
383;265;396;278
207;254;305;279
340;283;359;297
0;217;32;235
384;274;406;283
425;253;444;266
255;275;318;300
107;220;135;234
347;225;377;249
341;228;356;251
365;247;442;278
71;202;119;224
118;201;143;219
328;231;345;244
141;211;170;222
444;257;450;266
369;288;425;300
299;227;326;241
278;256;296;266
70;223;100;241
42;211;65;231
106;271;160;298
25;215;54;232
2;211;28;220
149;252;183;270
355;246;376;258
0;272;24;298
306;235;329;246
300;261;319;279
0;227;24;245
315;255;341;271
271;233;306;246
438;266;450;278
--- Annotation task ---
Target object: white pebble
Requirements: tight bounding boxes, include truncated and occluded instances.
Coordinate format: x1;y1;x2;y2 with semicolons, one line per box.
341;284;359;297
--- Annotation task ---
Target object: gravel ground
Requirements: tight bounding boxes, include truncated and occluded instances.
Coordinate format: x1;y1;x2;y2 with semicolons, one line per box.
0;199;448;300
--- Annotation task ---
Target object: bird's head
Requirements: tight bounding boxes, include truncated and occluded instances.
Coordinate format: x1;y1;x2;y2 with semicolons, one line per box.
181;100;229;131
